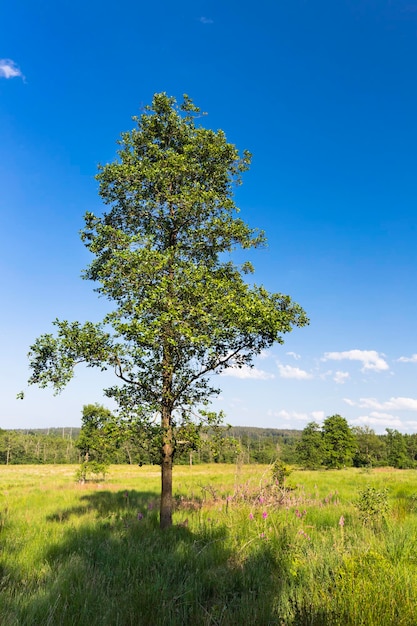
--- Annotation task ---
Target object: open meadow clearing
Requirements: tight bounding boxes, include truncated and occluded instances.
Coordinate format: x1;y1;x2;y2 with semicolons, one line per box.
0;464;417;625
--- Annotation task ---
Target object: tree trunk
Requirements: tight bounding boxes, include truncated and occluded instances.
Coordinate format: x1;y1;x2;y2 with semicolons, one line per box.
160;328;175;528
160;227;176;529
160;404;174;528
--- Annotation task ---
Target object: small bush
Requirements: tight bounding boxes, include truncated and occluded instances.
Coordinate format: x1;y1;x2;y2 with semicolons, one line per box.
76;461;109;483
271;460;292;486
355;486;389;527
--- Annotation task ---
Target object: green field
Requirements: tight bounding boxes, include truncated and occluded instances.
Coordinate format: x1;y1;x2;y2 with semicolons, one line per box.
0;464;416;625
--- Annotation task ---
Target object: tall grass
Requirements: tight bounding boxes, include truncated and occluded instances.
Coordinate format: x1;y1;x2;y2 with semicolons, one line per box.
0;465;416;625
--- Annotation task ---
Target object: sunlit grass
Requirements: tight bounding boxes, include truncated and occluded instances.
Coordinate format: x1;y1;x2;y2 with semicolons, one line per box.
0;464;416;624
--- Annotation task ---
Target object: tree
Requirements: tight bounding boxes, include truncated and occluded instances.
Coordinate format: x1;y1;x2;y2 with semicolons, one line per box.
296;421;325;469
322;414;355;469
352;426;386;467
385;428;410;468
404;433;417;466
76;404;119;463
24;93;308;528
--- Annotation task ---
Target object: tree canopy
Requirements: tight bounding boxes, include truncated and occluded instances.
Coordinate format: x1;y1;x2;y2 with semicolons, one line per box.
25;93;308;527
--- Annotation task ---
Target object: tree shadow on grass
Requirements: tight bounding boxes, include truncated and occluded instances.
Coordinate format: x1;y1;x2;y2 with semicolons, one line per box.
4;489;289;626
46;489;158;523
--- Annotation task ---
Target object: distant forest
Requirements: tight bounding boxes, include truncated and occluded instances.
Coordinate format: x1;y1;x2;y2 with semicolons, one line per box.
1;422;416;469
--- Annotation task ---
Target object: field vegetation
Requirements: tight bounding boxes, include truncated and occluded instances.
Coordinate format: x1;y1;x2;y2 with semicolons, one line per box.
1;464;416;625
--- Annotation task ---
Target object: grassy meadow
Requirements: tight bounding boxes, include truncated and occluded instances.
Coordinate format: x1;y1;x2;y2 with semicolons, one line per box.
0;464;416;625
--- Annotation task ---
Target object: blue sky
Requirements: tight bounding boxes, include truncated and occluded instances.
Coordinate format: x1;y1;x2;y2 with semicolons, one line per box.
2;0;417;433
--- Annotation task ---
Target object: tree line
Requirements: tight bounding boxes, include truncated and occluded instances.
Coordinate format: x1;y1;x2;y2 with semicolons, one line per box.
2;410;417;468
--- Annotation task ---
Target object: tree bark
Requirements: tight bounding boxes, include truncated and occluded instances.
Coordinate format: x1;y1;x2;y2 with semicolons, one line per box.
160;407;174;529
160;217;176;529
160;335;174;529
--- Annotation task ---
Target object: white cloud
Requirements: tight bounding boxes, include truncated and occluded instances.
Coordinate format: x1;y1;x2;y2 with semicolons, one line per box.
323;349;389;372
268;409;324;422
345;396;417;411
286;351;301;360
319;369;333;380
369;411;396;419
311;410;325;421
333;370;350;384
277;364;313;380
397;354;417;363
199;16;214;24
351;414;402;428
221;365;274;380
268;409;308;421
257;349;270;360
0;59;23;79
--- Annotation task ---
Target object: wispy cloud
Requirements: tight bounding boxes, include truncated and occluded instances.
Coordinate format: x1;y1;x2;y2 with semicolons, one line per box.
333;370;350;384
368;411;396;419
397;354;417;363
345;396;417;411
221;365;274;380
268;409;308;421
0;59;24;79
268;409;324;422
199;16;214;24
323;349;389;372
286;351;301;360
311;410;325;421
277;364;313;380
351;414;402;428
257;349;270;360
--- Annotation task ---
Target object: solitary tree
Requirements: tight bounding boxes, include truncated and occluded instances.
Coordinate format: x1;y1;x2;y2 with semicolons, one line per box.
385;428;409;468
322;414;355;469
296;421;325;469
25;93;308;528
76;404;118;461
352;426;385;467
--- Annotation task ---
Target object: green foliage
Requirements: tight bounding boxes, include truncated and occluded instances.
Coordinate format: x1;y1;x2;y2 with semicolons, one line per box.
0;428;80;464
75;461;109;482
384;428;413;468
322;414;356;469
25;93;308;526
296;421;325;469
271;459;292;485
352;426;386;467
355;486;390;527
76;404;119;464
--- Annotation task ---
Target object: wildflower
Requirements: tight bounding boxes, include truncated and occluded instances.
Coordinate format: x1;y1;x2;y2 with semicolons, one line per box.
249;513;254;520
339;515;345;527
147;502;154;510
295;509;301;518
262;511;268;519
137;512;143;521
259;496;265;504
260;532;266;539
298;529;311;541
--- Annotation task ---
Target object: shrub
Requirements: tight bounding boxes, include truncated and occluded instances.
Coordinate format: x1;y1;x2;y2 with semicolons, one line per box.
75;460;109;483
355;486;389;527
271;460;292;486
